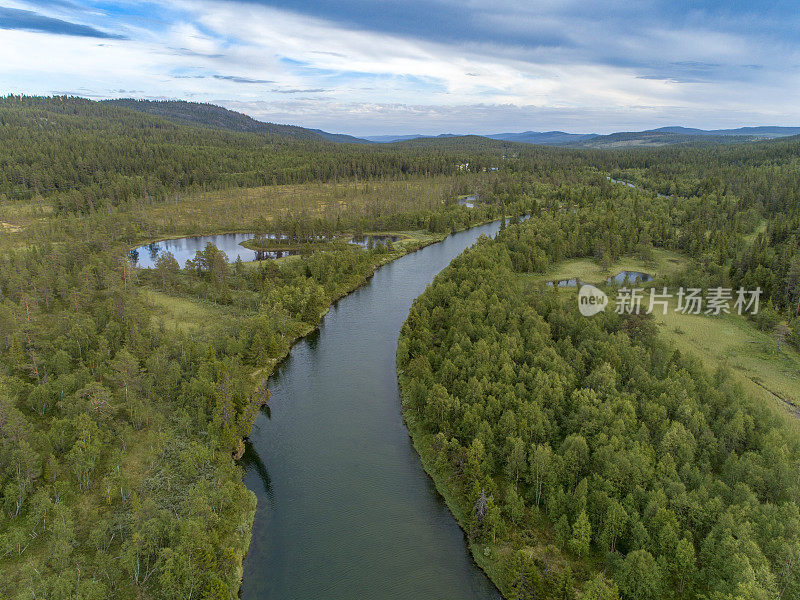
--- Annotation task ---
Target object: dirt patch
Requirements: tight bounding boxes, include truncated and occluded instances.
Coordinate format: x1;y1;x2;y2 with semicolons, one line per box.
1;222;21;232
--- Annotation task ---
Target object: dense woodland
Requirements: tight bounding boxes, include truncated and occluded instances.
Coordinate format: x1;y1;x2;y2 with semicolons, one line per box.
399;191;800;599
2;95;800;599
0;96;518;212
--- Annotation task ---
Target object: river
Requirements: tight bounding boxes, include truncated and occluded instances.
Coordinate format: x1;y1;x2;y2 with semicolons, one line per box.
240;220;505;600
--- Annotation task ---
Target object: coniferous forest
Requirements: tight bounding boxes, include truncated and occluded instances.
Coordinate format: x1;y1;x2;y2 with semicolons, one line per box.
3;95;800;600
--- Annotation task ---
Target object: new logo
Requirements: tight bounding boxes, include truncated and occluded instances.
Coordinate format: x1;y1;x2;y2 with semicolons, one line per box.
578;284;608;316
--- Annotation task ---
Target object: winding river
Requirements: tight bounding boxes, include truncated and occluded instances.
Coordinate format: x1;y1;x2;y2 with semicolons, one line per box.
240;221;505;600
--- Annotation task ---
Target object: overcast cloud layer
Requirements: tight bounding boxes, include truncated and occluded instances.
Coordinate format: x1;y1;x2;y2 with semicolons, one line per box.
1;0;798;135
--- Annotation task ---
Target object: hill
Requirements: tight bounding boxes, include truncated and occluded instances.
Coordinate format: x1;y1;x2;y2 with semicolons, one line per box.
102;98;370;143
651;125;800;138
486;130;597;145
566;130;765;148
367;126;800;148
0;95;495;209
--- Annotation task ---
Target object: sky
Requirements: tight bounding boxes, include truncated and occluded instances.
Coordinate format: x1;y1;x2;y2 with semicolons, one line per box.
1;0;799;136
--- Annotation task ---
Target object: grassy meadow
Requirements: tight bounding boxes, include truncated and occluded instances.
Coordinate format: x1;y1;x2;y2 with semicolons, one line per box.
520;248;687;287
128;175;476;240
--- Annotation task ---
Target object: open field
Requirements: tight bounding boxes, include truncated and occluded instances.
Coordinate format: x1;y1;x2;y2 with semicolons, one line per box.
519;248;688;287
743;219;768;245
145;288;241;334
0;197;53;249
0;174;487;253
129;175;474;238
654;299;800;420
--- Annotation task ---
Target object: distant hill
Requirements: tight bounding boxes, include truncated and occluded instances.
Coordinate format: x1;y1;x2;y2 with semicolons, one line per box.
306;128;372;144
486;131;597;145
364;133;459;143
367;125;800;148
97;100;800;149
650;126;800;138
565;130;770;149
102;99;370;143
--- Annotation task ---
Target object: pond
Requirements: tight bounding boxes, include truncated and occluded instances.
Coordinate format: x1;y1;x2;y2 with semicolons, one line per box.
130;232;405;268
607;176;669;198
458;195;478;208
129;233;301;268
240;220;506;600
546;278;582;287
349;234;402;248
544;270;653;287
607;270;653;285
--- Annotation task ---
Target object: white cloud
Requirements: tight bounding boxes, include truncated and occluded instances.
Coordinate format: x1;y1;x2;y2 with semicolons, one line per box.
1;0;799;134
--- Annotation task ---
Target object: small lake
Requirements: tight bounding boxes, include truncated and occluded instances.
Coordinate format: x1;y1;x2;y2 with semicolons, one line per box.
607;176;670;198
608;270;653;284
130;233;405;268
606;176;637;189
546;278;582;287
129;233;300;268
350;234;402;248
458;195;478;208
545;270;653;288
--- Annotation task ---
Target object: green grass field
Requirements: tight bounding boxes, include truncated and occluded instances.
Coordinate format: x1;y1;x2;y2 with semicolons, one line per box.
520;248;687;287
654;299;800;419
144;289;241;334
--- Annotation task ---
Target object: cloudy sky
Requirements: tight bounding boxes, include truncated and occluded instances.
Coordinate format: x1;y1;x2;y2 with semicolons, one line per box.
1;0;799;135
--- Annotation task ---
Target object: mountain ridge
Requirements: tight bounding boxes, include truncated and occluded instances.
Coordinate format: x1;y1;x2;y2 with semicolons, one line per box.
102;98;372;144
98;98;800;148
364;126;800;147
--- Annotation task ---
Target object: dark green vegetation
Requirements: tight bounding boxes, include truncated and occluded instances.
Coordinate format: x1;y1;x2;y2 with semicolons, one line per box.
398;158;800;598
0;201;489;598
4;94;800;599
102;99;371;144
0;95;519;212
0;95;537;599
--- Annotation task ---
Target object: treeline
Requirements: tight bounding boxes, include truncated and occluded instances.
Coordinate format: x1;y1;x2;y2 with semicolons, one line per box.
0;96;519;213
399;207;800;599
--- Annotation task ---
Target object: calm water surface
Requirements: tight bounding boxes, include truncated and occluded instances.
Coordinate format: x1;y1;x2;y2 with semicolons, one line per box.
132;233;408;267
130;233;300;268
608;270;653;285
240;222;505;600
458;195;478;208
546;271;653;288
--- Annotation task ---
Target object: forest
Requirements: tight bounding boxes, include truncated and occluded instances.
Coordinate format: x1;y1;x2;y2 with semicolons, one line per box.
398;168;800;599
3;95;800;599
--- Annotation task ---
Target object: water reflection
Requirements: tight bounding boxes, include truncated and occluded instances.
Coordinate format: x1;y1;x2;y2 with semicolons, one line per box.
349;234;401;248
546;278;581;287
240;220;509;600
241;439;274;501
607;270;653;285
130;233;282;268
458;195;478;208
544;271;653;288
131;232;412;268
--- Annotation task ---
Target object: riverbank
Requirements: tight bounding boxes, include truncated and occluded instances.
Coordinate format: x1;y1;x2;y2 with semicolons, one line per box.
136;216;520;597
229;223;506;594
241;229;447;386
398;397;511;594
238;217;515;599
